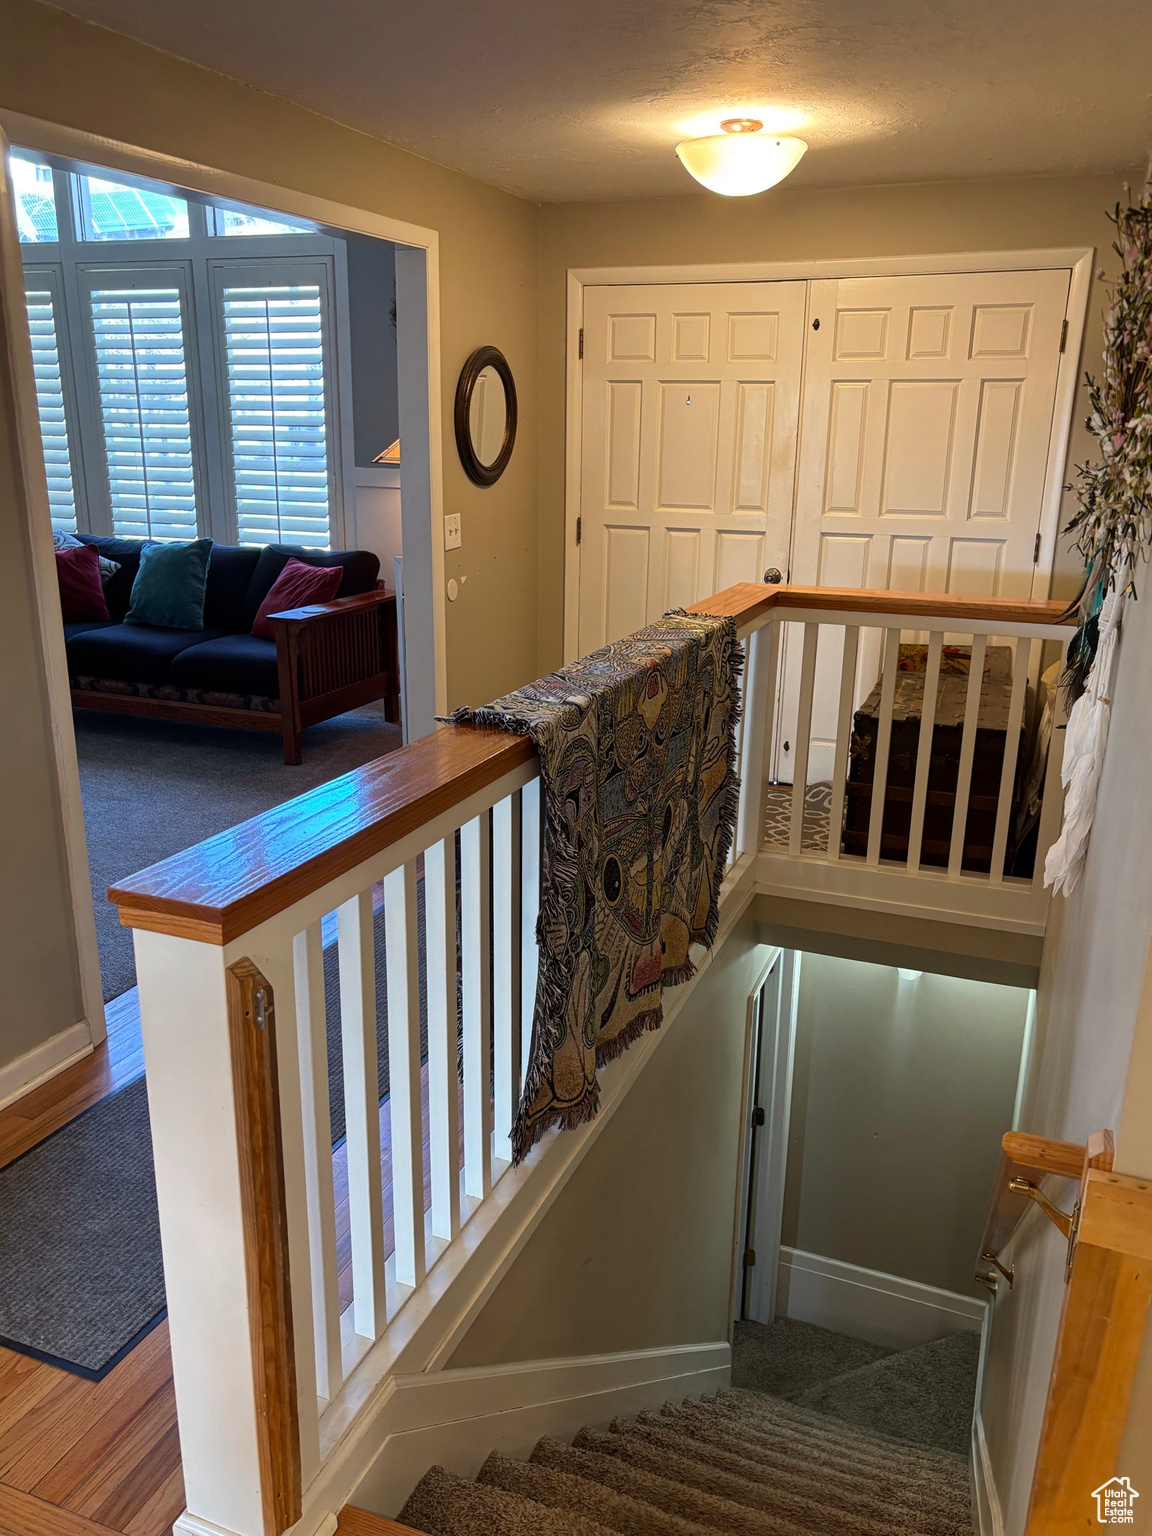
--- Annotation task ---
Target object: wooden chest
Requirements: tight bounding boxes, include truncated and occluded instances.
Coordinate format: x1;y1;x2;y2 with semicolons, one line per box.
841;646;1023;873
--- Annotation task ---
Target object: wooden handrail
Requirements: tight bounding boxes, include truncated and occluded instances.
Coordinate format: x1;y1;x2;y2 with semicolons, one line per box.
977;1131;1112;1282
690;581;1076;630
109;723;534;944
1026;1160;1152;1532
110;581;1073;944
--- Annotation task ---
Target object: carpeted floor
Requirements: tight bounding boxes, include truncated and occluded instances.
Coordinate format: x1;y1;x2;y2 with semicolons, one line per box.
75;704;403;1002
730;1316;894;1399
0;1077;163;1377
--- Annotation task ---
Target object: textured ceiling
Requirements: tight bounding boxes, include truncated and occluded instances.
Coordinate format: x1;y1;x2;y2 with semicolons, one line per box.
42;0;1152;201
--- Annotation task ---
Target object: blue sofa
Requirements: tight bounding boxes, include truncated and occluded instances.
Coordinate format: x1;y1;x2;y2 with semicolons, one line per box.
66;537;399;764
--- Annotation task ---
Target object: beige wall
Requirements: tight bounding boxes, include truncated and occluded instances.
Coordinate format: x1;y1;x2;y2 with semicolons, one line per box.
535;168;1142;673
0;298;85;1073
449;916;769;1367
0;0;542;1071
980;580;1152;1533
780;953;1029;1296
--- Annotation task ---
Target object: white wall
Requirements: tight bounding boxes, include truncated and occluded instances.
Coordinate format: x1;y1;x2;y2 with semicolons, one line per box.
781;954;1030;1297
980;581;1152;1534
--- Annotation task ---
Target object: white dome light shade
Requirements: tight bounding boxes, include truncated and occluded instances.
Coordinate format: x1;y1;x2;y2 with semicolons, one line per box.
675;119;807;197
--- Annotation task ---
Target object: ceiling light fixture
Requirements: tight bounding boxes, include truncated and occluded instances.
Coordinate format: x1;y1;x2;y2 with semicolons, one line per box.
675;118;807;197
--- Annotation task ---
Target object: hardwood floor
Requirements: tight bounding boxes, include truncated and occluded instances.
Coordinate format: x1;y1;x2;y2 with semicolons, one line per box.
0;990;457;1536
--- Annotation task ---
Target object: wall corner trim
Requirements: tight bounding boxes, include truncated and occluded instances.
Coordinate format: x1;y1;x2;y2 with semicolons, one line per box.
0;1019;93;1114
776;1247;987;1351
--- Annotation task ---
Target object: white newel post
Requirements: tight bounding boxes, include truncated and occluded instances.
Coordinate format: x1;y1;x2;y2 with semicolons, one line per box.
133;927;280;1536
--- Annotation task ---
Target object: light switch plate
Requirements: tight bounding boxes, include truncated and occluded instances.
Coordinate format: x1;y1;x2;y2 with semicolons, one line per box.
444;513;462;551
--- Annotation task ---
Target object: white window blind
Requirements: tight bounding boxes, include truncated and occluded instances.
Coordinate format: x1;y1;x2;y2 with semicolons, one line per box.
88;286;199;540
24;285;78;531
219;280;332;547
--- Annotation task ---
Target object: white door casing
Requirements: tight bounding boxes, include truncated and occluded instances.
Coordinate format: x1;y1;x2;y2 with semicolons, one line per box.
779;266;1072;781
577;281;807;654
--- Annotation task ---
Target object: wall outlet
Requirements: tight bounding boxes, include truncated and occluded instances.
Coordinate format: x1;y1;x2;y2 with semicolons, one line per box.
444;513;462;551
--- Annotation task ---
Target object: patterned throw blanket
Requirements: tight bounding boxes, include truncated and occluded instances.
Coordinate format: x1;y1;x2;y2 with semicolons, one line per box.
451;611;742;1162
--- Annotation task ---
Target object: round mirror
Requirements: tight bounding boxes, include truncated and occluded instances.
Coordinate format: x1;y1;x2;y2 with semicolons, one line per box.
454;346;517;486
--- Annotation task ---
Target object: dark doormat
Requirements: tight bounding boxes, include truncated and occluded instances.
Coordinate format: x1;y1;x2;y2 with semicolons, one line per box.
0;1076;164;1380
1;897;440;1379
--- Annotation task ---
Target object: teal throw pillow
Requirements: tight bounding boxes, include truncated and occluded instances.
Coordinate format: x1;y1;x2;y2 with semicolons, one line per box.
125;537;214;630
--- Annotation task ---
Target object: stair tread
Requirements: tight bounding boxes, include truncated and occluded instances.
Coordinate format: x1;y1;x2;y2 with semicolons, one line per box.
400;1465;618;1536
530;1437;823;1536
477;1449;717;1536
576;1425;968;1536
645;1408;971;1510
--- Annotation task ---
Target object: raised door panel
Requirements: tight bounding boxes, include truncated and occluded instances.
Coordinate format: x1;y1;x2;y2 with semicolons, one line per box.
577;279;807;654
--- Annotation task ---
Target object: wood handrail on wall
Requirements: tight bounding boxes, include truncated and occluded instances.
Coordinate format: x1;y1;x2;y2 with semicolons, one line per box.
108;582;1074;944
977;1131;1113;1289
978;1129;1152;1531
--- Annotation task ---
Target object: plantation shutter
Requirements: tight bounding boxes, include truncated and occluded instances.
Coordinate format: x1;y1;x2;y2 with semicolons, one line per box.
215;265;335;548
84;275;200;541
23;276;79;532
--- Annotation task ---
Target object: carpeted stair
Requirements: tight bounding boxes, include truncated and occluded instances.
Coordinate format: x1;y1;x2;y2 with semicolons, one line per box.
397;1331;976;1536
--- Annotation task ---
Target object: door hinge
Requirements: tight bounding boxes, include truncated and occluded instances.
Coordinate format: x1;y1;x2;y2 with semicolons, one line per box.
1059;318;1069;353
578;327;584;359
743;1247;756;1268
576;516;582;546
751;1105;766;1127
1033;531;1041;564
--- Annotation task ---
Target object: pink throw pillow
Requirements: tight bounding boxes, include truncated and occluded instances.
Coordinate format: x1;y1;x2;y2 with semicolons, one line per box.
56;543;110;622
252;558;343;639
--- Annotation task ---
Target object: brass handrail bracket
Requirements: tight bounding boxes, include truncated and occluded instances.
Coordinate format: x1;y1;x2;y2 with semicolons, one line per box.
1009;1177;1074;1240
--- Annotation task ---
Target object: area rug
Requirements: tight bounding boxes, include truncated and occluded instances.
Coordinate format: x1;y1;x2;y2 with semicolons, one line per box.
452;610;742;1161
75;703;402;1002
0;1076;164;1378
764;780;834;853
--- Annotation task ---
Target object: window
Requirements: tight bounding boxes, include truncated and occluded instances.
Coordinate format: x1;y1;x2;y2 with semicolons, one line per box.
23;276;78;530
13;152;350;550
208;206;311;237
76;175;190;242
85;278;200;540
216;270;333;546
11;154;58;243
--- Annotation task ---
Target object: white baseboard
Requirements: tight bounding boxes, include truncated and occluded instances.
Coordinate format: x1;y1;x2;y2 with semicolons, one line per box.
972;1406;1004;1535
776;1247;987;1351
970;1283;1003;1535
348;1341;731;1517
0;1021;92;1114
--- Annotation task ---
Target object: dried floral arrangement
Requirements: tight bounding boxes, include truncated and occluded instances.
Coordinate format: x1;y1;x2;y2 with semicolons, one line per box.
1063;175;1152;700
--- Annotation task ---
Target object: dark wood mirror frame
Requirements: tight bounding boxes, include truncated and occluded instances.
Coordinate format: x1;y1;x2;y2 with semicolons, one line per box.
453;346;517;487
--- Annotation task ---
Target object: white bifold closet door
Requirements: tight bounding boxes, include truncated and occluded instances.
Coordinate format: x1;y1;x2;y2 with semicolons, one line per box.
778;266;1071;783
577;281;807;654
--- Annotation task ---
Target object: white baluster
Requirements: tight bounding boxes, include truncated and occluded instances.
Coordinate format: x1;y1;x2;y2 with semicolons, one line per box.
825;625;859;864
293;921;342;1404
424;838;460;1243
737;621;780;861
492;792;521;1166
948;634;988;878
866;628;902;867
520;776;542;1094
906;632;943;873
789;623;820;856
460;812;493;1199
383;862;425;1290
336;889;387;1340
989;637;1033;885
